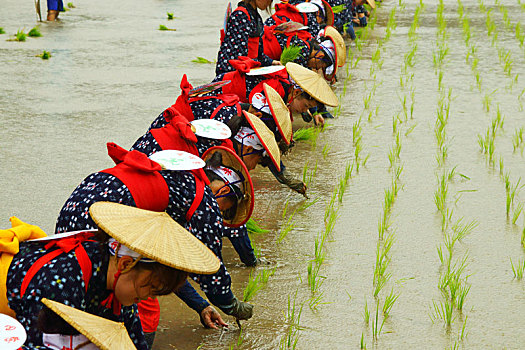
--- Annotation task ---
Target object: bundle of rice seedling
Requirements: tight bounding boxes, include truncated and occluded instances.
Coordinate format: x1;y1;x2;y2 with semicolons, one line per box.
293;127;317;142
246;218;269;234
280;45;302;65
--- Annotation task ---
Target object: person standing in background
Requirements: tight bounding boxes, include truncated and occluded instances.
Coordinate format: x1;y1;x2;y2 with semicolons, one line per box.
47;0;63;21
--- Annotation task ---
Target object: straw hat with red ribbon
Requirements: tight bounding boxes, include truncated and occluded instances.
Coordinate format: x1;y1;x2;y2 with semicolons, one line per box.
285;62;339;107
262;83;293;145
89;202;221;274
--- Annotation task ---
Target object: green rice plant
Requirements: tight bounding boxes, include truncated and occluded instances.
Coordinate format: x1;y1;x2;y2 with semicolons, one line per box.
14;29;26;42
506;178;522;217
455;283;470;310
38;50;51;59
293;127;316;142
307;260;325;293
280;45;302;65
246;218;270;234
243;268;275;302
431;299;454;327
167;12;174;20
510;258;525;280
382;288;399;317
27;27;41;37
158;24;176;31
460;315;468;340
512;203;523;224
360;333;366;349
512;127;524;151
280;292;303;350
363;298;369;324
452;218;477;241
191;56;213;64
67;2;75;8
297;197;320;212
308;290;328;310
0;28;5;35
278;218;295;243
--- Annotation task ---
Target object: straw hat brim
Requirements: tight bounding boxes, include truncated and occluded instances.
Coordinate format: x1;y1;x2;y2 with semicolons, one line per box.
41;298;137;350
201;146;255;228
366;0;376;9
323;26;346;67
243;111;281;171
263;84;293;145
322;0;335;26
285;62;339;107
89;202;221;274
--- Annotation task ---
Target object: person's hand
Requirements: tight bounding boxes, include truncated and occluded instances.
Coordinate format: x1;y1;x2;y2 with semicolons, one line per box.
272;60;283;66
228;297;254;320
200;306;228;329
313;113;325;126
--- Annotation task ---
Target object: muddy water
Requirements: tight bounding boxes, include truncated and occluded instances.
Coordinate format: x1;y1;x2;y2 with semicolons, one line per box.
1;0;525;349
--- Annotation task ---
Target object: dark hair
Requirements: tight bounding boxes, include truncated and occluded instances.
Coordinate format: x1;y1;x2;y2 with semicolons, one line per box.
37;306;79;335
93;230;188;295
204;151;239;221
225;112;245;136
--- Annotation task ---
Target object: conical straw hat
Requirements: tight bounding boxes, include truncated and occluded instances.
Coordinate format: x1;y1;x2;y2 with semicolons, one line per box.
285;62;339;107
366;0;376;10
263;84;293;145
41;298;136;350
89;202;221;274
321;0;335;26
323;26;346;67
201;146;254;228
243;111;281;171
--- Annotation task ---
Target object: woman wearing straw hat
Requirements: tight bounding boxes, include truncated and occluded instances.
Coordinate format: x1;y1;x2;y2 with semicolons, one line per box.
216;0;280;75
1;202;221;349
54;144;254;344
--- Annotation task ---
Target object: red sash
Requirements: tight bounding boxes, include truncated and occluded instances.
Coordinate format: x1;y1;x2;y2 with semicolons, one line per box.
102;143;169;212
272;3;308;26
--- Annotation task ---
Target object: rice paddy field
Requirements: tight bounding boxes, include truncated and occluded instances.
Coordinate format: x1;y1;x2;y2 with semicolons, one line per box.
1;0;525;349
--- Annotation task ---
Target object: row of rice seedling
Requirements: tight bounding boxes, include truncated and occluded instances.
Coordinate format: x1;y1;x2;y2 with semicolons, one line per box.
280;5;384;346
359;2;410;348
428;5;474;346
464;0;525;290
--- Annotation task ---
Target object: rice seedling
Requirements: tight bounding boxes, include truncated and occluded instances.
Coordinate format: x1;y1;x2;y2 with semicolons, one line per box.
0;28;5;35
382;288;399;317
38;50;51;59
460;315;468;340
512;203;523;224
14;29;26;42
167;12;174;20
506;178;522;217
280;292;303;350
307;260;325;293
431;299;454;327
278;218;295;243
191;56;213;64
27;27;41;37
308;290;328;310
455;283;471;310
512;127;524;151
243;268;275;302
360;333;366;349
158;24;176;31
67;2;75;8
246;218;270;234
293;127;317;143
451;218;478;241
510;258;525;280
363;298;370;324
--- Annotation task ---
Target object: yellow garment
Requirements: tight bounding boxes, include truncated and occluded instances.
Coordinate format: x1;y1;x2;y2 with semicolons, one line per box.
0;217;47;316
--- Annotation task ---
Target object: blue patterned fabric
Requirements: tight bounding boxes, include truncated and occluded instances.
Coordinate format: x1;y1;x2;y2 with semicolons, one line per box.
216;2;273;75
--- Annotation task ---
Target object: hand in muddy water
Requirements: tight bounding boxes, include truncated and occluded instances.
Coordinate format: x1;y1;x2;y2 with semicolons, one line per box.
200;306;227;329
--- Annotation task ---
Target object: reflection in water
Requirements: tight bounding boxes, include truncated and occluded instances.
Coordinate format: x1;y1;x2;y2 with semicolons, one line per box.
1;0;525;349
